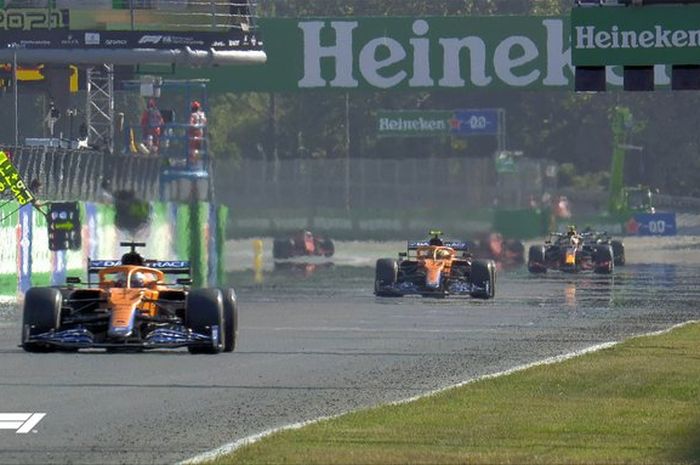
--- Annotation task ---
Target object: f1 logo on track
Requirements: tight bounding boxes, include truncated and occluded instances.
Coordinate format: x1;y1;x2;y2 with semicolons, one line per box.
0;413;46;433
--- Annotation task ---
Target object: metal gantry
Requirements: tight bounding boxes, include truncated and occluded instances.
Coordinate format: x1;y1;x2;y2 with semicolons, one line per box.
85;64;115;154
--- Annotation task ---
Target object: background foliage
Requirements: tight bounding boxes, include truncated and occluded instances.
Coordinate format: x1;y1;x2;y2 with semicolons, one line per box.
212;0;700;197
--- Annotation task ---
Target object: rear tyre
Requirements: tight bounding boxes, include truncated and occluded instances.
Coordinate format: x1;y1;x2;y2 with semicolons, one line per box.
318;237;335;257
272;238;293;259
611;240;625;266
219;287;238;353
527;245;547;274
593;245;615;274
470;259;496;299
185;288;224;354
374;258;398;297
22;287;62;353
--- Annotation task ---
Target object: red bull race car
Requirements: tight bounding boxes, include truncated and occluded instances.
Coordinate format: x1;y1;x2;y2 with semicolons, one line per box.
581;230;626;266
21;242;238;354
527;228;614;274
374;231;496;299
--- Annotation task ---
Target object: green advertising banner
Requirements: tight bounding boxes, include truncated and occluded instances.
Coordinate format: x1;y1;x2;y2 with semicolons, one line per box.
572;5;700;67
177;15;580;92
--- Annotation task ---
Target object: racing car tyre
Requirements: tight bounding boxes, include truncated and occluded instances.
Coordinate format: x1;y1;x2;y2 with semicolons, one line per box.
470;259;496;299
22;287;62;353
185;288;224;354
272;238;293;260
317;237;335;257
593;245;615;274
374;258;398;297
611;240;625;266
218;287;238;353
527;245;547;274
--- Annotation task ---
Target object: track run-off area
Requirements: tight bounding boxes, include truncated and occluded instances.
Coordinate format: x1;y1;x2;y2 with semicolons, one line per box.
0;237;699;465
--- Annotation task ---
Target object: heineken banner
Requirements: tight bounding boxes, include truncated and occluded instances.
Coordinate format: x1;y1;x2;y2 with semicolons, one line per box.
180;16;578;92
572;5;700;67
377;109;501;138
180;15;683;93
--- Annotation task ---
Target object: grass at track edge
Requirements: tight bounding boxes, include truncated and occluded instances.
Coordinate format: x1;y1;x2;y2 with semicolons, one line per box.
203;322;700;465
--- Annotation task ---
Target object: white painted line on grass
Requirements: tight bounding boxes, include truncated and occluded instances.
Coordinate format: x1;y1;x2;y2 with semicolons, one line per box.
175;320;698;465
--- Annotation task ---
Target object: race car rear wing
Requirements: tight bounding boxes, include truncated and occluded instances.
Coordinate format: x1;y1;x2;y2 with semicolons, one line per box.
88;259;192;275
407;240;471;251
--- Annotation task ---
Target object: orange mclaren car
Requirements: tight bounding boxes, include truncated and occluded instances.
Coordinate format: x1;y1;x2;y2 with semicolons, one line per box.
374;231;496;299
21;242;237;354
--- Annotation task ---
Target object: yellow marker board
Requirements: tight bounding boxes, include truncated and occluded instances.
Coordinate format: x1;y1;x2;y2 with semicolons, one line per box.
0;151;34;206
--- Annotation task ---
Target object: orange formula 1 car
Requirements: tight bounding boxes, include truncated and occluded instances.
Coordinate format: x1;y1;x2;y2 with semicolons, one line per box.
21;242;237;354
374;231;496;299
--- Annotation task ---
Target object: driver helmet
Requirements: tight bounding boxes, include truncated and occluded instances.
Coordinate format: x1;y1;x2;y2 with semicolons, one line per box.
566;225;578;237
130;272;146;288
436;248;451;259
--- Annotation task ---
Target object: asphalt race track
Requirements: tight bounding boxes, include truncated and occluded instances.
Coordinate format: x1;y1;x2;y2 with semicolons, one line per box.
0;238;699;465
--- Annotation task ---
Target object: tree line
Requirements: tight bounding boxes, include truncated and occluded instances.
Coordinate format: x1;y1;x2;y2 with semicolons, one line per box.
207;0;700;198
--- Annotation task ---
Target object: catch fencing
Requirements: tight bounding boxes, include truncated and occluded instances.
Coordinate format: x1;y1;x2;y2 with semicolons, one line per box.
216;157;550;212
1;145;160;202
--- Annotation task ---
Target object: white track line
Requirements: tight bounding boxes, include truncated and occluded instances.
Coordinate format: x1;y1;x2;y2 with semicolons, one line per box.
176;320;698;465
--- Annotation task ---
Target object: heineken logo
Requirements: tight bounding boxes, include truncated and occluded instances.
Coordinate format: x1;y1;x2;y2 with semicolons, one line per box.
575;26;700;51
571;5;700;66
297;18;573;90
377;110;501;138
379;115;448;133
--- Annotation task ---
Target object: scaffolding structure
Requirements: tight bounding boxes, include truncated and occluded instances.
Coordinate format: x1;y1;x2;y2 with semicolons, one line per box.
85;64;115;154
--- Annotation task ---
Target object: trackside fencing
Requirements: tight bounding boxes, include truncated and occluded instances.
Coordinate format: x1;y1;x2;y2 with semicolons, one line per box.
0;145;161;202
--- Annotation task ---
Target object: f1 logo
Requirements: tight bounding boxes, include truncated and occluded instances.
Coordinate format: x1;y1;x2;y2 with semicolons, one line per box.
0;413;46;433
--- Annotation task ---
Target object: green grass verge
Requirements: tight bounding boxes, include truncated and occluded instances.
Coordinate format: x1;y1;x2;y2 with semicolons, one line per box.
210;322;700;465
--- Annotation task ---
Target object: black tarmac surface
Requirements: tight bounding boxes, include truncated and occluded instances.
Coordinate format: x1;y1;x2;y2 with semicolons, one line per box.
0;239;698;465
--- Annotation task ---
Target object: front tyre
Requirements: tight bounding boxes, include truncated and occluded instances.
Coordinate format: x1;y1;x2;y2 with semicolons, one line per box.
594;245;615;274
219;287;239;353
22;287;62;353
186;288;224;354
374;258;398;297
611;240;625;266
527;245;547;274
470;259;496;299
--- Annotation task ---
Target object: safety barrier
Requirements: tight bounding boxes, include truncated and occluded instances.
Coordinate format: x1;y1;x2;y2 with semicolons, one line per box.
0;145;160;202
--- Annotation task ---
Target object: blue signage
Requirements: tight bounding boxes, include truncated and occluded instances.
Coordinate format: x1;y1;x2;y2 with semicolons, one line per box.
51;250;67;286
628;213;677;237
450;109;500;136
18;205;32;293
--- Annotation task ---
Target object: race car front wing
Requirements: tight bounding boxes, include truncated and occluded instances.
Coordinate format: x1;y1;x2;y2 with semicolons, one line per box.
377;280;482;297
22;325;220;350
